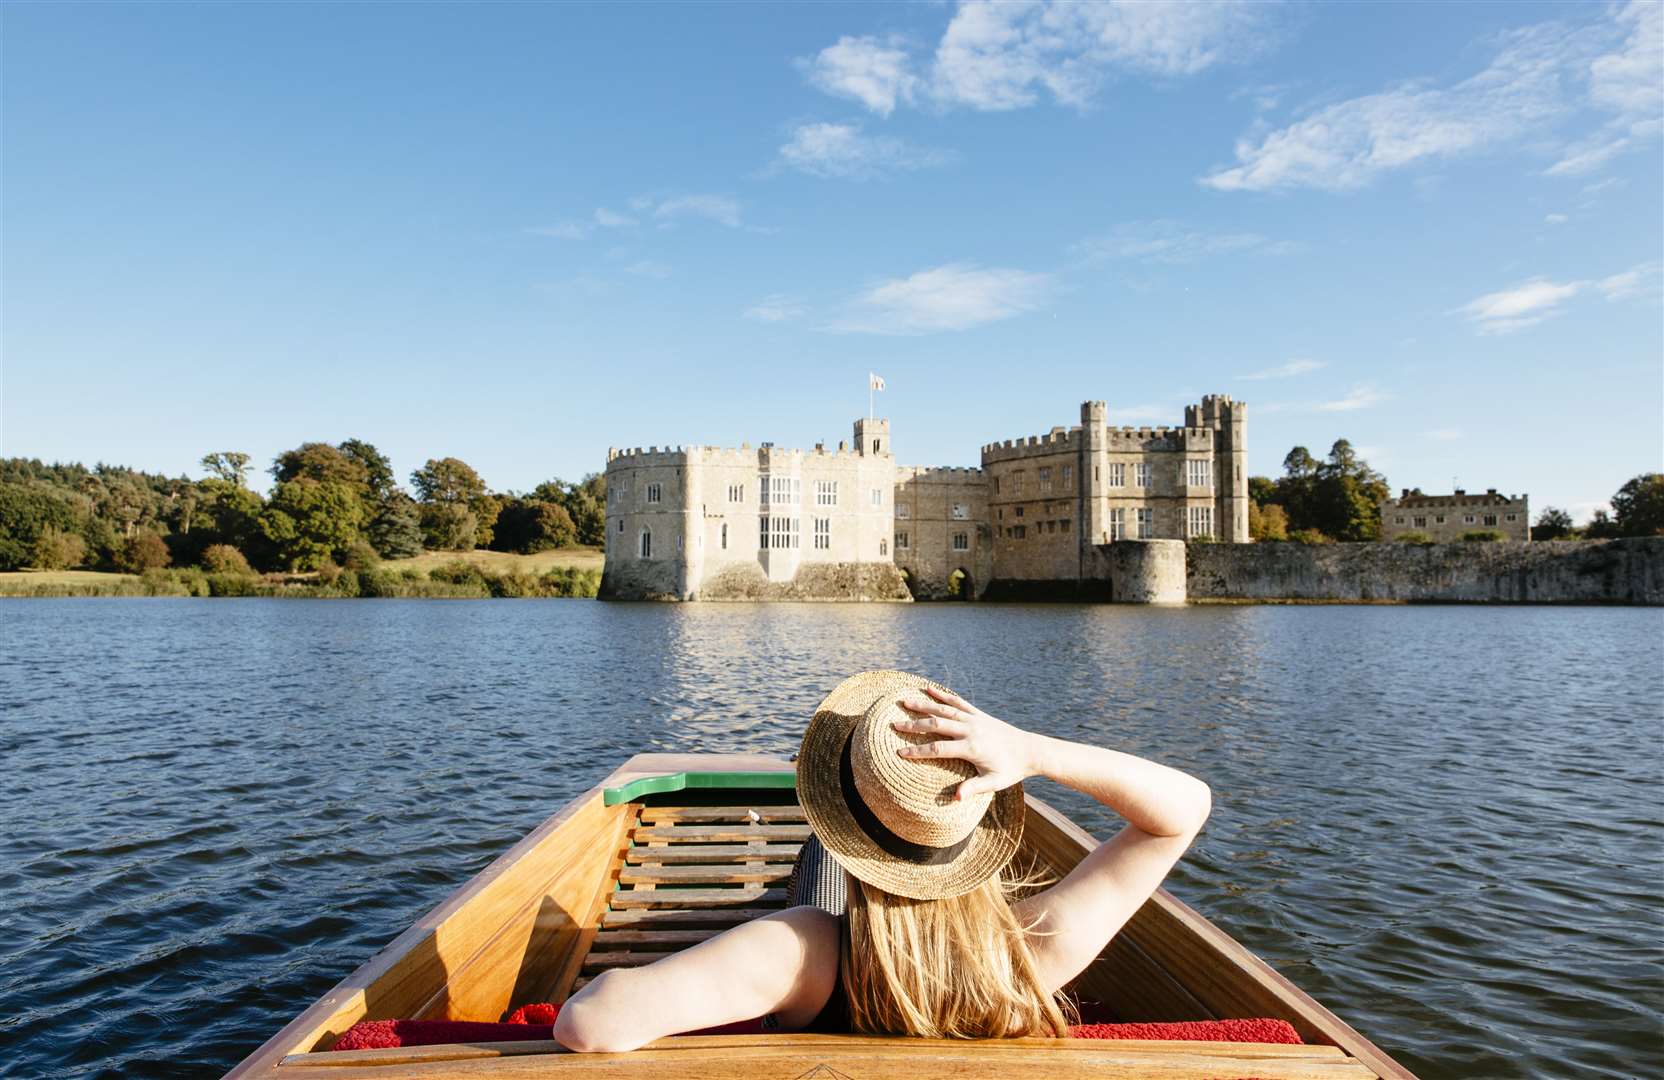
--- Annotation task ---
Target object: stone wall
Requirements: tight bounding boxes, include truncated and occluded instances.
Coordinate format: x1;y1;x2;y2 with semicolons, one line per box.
695;561;912;602
1186;539;1664;604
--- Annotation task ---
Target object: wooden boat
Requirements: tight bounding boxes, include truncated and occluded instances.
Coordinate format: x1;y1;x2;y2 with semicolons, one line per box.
226;753;1418;1079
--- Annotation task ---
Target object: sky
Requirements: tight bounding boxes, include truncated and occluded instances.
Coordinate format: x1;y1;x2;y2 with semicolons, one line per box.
3;1;1661;522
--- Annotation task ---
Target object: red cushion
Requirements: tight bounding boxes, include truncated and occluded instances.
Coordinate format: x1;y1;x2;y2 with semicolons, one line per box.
332;1004;1301;1051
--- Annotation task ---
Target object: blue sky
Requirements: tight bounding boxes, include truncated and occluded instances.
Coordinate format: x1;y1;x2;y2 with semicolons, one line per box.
4;1;1660;521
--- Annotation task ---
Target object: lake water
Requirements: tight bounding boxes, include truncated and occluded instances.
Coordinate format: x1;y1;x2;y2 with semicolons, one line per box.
2;599;1660;1078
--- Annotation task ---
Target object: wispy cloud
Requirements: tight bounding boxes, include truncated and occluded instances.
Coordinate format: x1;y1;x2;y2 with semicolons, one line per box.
1077;220;1297;264
1259;383;1388;414
1237;358;1325;381
1596;262;1663;302
1202;3;1662;192
651;194;743;228
826;263;1052;335
1544;213;1569;225
531;206;639;240
776;122;955;179
742;294;807;324
593;208;636;228
801;2;1276;115
1458;277;1584;334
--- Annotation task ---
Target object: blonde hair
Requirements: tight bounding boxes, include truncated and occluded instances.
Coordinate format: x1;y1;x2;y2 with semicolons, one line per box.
840;868;1075;1038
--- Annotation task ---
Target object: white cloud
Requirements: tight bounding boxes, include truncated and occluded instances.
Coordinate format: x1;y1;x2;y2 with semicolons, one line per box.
593;208;636;228
801;2;1274;115
624;260;671;278
1203;4;1662;191
799;35;919;116
1077;220;1295;264
1422;427;1463;441
652;194;743;228
827;262;1052;334
1544;213;1569;225
1458;277;1584;334
1596;262;1663;302
742;294;807;323
777;122;955;179
1315;384;1387;412
1238;358;1325;381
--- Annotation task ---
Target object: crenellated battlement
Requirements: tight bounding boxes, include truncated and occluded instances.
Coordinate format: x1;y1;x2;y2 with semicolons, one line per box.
606;445;691;467
897;465;987;484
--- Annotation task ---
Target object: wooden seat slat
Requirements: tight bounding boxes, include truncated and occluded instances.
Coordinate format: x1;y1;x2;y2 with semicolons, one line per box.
599;906;781;929
623;843;800;865
631;824;812;843
581;949;677;971
591;928;722;948
605;887;787;910
620;864;793;886
638;806;806;824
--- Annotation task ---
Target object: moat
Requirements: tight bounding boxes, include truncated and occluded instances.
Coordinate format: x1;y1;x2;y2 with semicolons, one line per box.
3;600;1660;1078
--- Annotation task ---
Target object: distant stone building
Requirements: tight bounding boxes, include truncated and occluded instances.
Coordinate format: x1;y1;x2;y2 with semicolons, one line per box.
1379;488;1530;543
601;395;1249;600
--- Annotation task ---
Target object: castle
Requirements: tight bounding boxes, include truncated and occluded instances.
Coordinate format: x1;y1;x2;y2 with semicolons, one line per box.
1379;488;1530;543
600;396;1248;601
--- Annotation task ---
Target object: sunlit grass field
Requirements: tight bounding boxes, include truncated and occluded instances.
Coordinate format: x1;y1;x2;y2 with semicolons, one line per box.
379;546;604;575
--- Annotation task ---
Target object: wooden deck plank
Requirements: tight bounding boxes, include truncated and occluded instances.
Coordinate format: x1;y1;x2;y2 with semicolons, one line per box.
590;928;722;948
581;950;676;970
599;907;781;929
630;824;811;843
618;864;793;886
637;806;806;824
623;843;800;864
604;887;786;910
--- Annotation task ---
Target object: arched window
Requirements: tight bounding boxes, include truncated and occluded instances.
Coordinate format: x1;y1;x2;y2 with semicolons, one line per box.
639;526;652;559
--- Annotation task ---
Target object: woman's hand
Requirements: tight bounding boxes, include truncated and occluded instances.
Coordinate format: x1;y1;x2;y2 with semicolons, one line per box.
892;686;1036;800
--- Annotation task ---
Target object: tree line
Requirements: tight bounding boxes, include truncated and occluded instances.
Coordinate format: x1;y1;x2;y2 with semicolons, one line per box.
1246;440;1661;543
0;440;606;573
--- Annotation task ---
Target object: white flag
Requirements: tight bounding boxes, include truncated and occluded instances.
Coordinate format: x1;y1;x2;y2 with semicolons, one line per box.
869;372;886;391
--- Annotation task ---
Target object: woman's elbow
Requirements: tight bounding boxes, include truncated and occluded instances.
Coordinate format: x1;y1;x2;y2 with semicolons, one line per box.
553;972;645;1054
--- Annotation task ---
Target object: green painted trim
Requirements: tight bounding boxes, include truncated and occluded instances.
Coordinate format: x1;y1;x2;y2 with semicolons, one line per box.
603;770;798;806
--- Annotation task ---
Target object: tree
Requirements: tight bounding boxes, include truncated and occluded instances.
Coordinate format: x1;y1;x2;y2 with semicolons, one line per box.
1532;507;1576;541
1248;501;1289;541
1610;473;1664;537
1248;475;1276;507
420;502;478;551
368;495;425;558
0;482;84;570
200;544;254;575
271;443;371;490
339;439;397;501
200;452;251;488
410;457;487;505
1585;509;1621;539
32;528;88;570
118;531;171;572
260;479;368;570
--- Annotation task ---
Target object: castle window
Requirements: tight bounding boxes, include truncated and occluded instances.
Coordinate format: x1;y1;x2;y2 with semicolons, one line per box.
871;488;882;506
874;440;882;454
1109;508;1125;541
1187;459;1212;488
1414;516;1427;528
646;483;662;504
951;503;968;520
815;480;838;507
896;504;911;520
639;526;652;559
769;516;800;550
814;517;831;550
1039;467;1053;493
1107;462;1125;487
1047;520;1057;533
1484;514;1498;527
761;476;800;506
760;516;768;548
1011;472;1023;495
1464;514;1476;524
1015;506;1024;518
1062;465;1073;489
1061;519;1071;533
1435;515;1446;524
879;538;888;556
896;531;909;550
1395;516;1405;524
997;508;1003;521
728;483;744;503
1136;508;1152;539
1135;463;1150;489
993;476;1000;494
952;532;969;551
1188;506;1213;538
721;523;728;550
1505;513;1518;522
617;518;623;534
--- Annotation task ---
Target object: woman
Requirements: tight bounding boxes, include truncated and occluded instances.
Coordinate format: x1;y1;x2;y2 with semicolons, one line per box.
554;670;1211;1051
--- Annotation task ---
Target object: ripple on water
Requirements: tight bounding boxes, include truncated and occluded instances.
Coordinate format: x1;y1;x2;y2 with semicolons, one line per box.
0;600;1660;1079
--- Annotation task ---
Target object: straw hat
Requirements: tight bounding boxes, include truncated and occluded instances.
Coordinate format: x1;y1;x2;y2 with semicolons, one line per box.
796;670;1024;900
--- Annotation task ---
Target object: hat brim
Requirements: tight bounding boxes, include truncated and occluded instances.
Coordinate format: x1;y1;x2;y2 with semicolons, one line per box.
796;670;1024;901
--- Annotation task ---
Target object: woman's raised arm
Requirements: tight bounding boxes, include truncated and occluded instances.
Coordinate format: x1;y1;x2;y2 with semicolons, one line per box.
894;686;1211;992
553;905;840;1052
